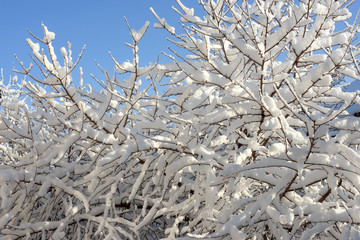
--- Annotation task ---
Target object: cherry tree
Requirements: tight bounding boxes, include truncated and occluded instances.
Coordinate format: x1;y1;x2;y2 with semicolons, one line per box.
1;0;360;239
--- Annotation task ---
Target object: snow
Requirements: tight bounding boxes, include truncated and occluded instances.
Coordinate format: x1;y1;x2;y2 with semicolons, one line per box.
343;80;360;115
266;205;280;222
268;143;286;156
26;38;40;55
44;76;59;85
150;7;176;34
262;94;281;117
266;14;297;51
0;184;8;209
313;3;329;15
228;36;262;64
230;225;246;239
175;0;194;16
131;21;150;42
79;67;83;86
279;212;294;225
43;24;55;42
60;47;67;58
1;0;360;239
38;179;52;197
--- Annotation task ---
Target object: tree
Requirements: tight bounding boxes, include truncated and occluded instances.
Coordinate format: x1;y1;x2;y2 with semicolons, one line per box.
1;0;360;239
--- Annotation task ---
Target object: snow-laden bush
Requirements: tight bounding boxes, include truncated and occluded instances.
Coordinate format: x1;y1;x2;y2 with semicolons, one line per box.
1;0;360;239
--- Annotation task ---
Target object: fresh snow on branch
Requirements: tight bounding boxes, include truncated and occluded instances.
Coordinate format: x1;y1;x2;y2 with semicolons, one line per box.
1;0;360;239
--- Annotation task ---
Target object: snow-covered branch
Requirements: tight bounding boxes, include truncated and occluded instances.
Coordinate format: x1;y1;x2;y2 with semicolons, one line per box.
1;0;360;239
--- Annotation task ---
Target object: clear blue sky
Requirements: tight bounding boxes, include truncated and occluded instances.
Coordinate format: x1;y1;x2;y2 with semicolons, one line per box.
0;0;197;84
0;1;358;86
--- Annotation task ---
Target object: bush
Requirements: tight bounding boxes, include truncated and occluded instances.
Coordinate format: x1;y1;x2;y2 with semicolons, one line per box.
1;0;360;239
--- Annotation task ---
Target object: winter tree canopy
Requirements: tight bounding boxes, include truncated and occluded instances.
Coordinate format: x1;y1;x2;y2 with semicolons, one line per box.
1;0;360;239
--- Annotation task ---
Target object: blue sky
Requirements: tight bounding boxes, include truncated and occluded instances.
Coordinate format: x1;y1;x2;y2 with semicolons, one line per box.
0;1;359;86
0;0;196;84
